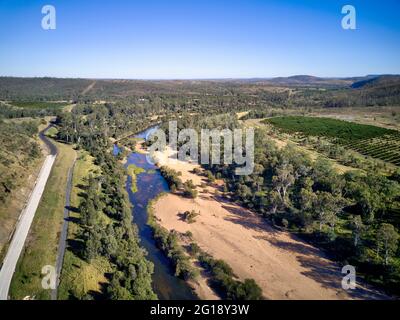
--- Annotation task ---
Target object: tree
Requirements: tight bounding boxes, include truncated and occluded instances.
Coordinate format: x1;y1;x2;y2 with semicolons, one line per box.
106;273;134;300
350;215;364;247
183;210;200;223
183;181;198;198
376;223;399;265
272;162;295;204
347;174;400;223
298;178;316;211
235;279;263;300
84;228;102;261
251;176;264;192
267;190;282;216
205;170;215;182
313;191;343;233
313;158;344;195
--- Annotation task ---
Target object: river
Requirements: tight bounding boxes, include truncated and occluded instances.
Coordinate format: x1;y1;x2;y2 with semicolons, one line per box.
114;127;198;300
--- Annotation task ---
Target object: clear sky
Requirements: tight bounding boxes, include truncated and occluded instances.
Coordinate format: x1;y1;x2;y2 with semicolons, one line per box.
0;0;399;79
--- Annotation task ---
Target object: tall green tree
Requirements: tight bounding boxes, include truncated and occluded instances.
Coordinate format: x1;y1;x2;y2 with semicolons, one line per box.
376;223;399;265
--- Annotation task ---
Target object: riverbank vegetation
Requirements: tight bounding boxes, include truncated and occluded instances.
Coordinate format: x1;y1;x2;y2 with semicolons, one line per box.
147;196;199;281
55;118;156;300
197;250;263;300
159;166;183;192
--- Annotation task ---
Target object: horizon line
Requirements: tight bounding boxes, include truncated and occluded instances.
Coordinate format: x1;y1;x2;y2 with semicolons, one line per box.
1;74;399;81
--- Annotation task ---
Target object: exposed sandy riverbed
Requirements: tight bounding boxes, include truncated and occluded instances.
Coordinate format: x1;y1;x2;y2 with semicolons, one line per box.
141;142;388;300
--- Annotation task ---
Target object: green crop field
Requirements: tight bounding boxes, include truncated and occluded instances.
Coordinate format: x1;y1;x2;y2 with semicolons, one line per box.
10;101;68;110
265;116;400;166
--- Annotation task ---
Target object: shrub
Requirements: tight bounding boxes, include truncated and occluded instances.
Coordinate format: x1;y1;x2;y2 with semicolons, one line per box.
183;210;200;223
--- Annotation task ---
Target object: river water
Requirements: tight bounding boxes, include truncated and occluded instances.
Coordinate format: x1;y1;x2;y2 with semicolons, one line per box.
114;127;198;300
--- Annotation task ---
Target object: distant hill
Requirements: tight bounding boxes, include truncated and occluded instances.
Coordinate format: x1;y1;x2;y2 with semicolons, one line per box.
267;75;353;87
351;75;400;89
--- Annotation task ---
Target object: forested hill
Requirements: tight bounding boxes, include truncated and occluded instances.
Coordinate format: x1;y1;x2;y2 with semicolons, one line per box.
351;75;400;89
0;75;399;107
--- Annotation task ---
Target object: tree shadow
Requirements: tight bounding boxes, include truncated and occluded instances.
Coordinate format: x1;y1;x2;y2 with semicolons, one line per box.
221;203;278;234
266;238;323;257
177;212;188;222
297;255;390;300
76;183;88;191
67;216;81;224
77;191;88;199
66;238;85;260
65;205;79;213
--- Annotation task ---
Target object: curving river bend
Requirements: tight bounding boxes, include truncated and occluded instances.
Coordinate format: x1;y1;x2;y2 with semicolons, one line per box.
114;127;197;300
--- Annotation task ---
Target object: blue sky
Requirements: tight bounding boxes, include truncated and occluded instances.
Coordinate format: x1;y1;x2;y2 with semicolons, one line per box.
0;0;399;78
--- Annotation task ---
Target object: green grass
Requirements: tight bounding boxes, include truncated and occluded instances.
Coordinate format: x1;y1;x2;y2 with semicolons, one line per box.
58;151;113;300
9;142;76;300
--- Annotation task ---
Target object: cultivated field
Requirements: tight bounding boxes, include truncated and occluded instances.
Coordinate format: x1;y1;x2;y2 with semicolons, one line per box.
265;116;400;166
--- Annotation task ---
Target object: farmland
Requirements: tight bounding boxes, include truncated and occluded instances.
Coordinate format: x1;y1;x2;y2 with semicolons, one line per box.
265;116;400;166
0;101;67;119
9;101;69;110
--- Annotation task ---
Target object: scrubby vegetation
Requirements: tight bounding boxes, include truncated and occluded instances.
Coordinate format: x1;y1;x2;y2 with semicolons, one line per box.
182;210;200;224
70;155;156;299
0;120;41;202
183;180;198;199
